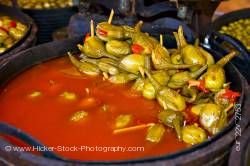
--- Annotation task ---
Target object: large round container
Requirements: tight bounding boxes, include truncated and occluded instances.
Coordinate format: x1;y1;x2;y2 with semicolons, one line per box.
0;36;249;166
206;8;250;82
23;6;77;44
0;5;37;61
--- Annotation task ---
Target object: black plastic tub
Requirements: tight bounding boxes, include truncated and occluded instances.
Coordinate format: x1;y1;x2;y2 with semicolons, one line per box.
0;5;37;61
206;8;250;82
209;8;250;33
0;37;249;166
23;6;77;44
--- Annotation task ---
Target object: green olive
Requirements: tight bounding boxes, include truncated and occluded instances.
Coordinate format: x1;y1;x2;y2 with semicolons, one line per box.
199;103;222;134
143;80;156;100
0;16;27;54
106;40;131;57
219;18;250;51
182;124;207;145
16;0;73;9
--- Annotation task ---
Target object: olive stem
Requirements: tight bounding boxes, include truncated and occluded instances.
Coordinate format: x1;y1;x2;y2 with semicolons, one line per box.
224;103;234;112
139;67;145;78
177;26;188;47
135;21;143;32
194;38;200;47
68;52;81;68
173;118;182;141
159;63;199;70
143;68;162;92
190;64;208;78
216;51;236;67
173;32;180;50
103;53;119;61
144;55;151;71
81;57;98;65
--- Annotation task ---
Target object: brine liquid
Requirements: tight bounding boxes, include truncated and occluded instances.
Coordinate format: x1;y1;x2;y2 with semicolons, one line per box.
0;57;188;161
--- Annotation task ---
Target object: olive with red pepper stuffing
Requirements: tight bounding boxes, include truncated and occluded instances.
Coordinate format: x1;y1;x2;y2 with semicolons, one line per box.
0;16;27;54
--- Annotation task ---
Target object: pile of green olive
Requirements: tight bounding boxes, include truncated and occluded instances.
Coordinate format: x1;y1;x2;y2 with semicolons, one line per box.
0;0;73;9
0;0;12;6
0;16;27;54
68;12;240;145
219;18;250;51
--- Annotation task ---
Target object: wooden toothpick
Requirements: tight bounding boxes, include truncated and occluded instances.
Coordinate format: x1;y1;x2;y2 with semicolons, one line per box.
90;20;94;37
108;9;114;24
160;34;163;46
113;123;155;134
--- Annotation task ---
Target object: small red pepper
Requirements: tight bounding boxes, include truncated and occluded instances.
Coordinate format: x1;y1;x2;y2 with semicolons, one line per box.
222;89;240;102
0;27;8;33
131;44;144;54
97;29;108;36
188;80;209;93
84;33;90;43
9;21;16;28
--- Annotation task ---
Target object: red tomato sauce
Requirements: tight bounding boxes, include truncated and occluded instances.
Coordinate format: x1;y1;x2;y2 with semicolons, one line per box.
0;57;188;161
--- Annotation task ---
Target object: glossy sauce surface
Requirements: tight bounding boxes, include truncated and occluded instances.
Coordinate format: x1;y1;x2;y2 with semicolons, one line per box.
0;57;188;161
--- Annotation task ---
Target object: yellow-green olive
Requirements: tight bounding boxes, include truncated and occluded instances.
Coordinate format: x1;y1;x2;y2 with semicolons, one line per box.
182;124;207;145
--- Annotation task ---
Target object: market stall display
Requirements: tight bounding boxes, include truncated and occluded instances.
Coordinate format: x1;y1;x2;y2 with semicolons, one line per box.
0;0;73;9
0;4;37;61
0;13;249;165
0;16;28;54
219;18;250;51
0;1;249;166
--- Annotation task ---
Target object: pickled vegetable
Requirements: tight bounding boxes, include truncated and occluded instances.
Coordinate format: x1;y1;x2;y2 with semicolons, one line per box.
142;71;169;100
158;110;183;140
204;52;236;92
0;16;27;54
109;73;137;84
182;124;207;145
66;14;241;145
68;53;100;76
132;77;145;92
199;103;222;134
142;80;156;100
119;54;145;74
28;91;42;98
60;91;77;100
0;0;73;9
146;124;165;143
177;26;206;71
144;68;186;111
115;114;133;129
81;57;119;75
106;40;131;57
168;65;207;89
219;18;250;51
190;103;206;116
70;111;88;122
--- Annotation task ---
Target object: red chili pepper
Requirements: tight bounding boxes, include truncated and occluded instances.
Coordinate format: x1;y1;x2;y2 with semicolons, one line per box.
0;27;8;33
97;29;108;36
84;33;90;43
222;89;240;101
9;21;16;28
131;44;144;54
188;80;209;93
198;80;209;93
